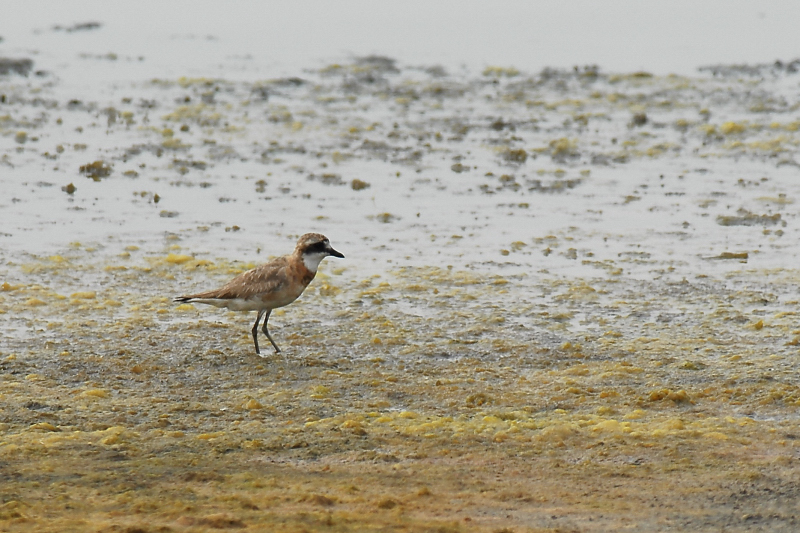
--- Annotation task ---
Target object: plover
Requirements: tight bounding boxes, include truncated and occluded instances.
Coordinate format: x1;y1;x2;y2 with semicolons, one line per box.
174;233;344;355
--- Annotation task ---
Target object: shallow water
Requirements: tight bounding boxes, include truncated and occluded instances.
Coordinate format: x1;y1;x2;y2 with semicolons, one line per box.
2;5;800;533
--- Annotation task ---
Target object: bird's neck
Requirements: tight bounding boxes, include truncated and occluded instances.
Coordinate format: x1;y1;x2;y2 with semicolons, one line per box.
289;252;318;285
300;252;326;273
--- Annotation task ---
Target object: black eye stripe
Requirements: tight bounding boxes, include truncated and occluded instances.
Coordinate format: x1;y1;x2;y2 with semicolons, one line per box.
306;241;328;254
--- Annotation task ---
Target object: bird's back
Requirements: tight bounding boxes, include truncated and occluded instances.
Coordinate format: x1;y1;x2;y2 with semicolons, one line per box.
177;253;314;309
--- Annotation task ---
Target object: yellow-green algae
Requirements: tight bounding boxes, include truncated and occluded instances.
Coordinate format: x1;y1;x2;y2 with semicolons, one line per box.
2;250;800;532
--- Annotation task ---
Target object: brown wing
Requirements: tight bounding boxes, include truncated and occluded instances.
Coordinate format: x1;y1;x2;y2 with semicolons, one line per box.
179;256;290;300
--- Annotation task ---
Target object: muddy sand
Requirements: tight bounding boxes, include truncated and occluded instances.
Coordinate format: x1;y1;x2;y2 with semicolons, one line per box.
2;25;800;533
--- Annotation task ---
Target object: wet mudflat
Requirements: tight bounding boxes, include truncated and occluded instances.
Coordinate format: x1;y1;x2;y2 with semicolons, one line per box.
3;25;800;533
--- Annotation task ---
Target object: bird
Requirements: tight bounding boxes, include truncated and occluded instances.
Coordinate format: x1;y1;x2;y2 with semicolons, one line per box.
174;233;344;356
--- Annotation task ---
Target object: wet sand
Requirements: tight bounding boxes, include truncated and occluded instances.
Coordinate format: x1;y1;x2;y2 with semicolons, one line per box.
2;18;800;533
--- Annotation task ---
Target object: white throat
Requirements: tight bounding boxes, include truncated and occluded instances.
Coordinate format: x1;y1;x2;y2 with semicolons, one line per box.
302;252;327;272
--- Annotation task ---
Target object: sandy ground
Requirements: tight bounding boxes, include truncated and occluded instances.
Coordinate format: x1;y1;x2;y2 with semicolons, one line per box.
3;19;800;532
2;253;800;532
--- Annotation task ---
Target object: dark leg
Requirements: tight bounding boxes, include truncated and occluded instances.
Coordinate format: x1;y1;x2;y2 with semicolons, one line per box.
251;309;265;355
261;309;281;353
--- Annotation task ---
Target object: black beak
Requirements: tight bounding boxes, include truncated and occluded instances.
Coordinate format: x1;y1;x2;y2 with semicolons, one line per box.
328;246;344;259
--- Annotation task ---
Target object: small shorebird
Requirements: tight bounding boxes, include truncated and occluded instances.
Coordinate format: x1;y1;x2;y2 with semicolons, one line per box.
174;233;344;355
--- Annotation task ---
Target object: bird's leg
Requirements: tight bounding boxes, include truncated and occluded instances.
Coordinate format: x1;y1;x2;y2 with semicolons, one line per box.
261;309;281;353
252;309;265;356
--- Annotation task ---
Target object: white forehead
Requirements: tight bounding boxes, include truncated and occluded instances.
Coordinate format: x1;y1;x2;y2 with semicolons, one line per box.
302;234;327;245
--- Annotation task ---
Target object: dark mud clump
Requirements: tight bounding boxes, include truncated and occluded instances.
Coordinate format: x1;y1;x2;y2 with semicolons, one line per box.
0;58;34;76
79;160;113;181
716;208;783;227
52;21;102;33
